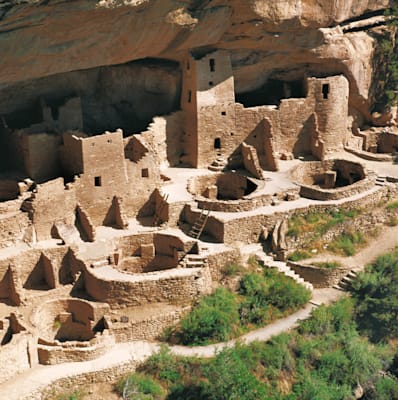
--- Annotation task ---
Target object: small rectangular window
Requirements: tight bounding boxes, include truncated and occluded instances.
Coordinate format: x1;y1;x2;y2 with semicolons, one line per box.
322;83;329;99
141;168;149;178
214;138;221;149
209;58;215;72
94;176;102;187
188;90;192;103
186;60;190;70
221;111;226;116
209;81;213;86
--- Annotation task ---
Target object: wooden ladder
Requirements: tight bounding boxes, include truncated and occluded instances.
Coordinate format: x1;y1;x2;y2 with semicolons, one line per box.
188;209;210;239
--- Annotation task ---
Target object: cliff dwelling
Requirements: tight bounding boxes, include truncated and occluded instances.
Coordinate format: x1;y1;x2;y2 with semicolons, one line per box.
1;1;398;397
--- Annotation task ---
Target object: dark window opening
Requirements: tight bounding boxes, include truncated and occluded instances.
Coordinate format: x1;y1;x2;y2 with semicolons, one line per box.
209;81;213;86
221;111;226;116
50;106;59;121
214;138;221;149
186;60;190;70
94;176;102;187
230;132;234;136
188;90;192;103
141;168;149;178
322;83;329;99
209;58;215;72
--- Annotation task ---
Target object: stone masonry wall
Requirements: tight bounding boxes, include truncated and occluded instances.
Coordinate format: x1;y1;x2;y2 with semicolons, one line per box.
84;266;212;308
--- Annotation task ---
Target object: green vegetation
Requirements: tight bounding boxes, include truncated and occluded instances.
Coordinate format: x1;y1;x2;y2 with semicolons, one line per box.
287;209;361;238
136;297;398;400
350;249;398;342
116;373;164;400
288;250;312;261
328;230;366;256
221;262;245;277
311;261;342;269
386;201;398;210
166;267;310;345
178;287;240;345
54;391;86;400
374;8;398;110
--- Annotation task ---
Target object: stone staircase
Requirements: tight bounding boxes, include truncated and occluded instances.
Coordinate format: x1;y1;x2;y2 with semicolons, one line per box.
208;157;227;172
188;209;210;239
180;254;208;269
375;175;388;186
333;270;358;291
255;251;313;292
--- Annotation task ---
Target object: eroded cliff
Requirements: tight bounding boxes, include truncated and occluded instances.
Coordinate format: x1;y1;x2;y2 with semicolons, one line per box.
0;0;396;125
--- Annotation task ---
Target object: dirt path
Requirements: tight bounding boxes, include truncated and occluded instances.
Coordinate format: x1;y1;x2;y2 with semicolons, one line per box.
301;223;398;271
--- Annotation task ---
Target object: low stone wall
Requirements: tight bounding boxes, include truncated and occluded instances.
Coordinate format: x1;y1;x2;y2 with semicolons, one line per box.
29;358;143;400
206;247;242;280
287;261;351;288
84;266;212;308
37;332;115;365
298;175;375;201
110;307;189;342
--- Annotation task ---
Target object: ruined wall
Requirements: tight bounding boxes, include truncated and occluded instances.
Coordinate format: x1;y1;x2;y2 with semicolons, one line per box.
144;112;184;167
123;134;161;218
84;266;212;308
21;133;62;182
0;211;31;249
0;331;37;384
0;245;74;295
27;178;76;241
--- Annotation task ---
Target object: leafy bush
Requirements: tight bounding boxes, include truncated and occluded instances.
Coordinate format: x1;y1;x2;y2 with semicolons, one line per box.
178;287;240;345
288;250;312;261
371;376;398;400
328;230;365;256
350;250;398;341
203;348;267;400
116;373;163;400
143;345;182;385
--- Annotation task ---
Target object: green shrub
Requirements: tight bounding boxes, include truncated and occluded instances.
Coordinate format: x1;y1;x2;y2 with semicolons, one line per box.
328;231;365;256
386;201;398;210
178;287;240;345
143;345;181;385
372;376;398;400
312;261;342;269
166;383;210;400
288;250;312;261
350;250;398;341
116;373;163;400
204;348;267;400
222;263;245;277
55;391;86;400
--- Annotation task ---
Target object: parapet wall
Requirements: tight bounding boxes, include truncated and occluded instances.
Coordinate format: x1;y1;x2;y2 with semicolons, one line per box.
84;266;212;308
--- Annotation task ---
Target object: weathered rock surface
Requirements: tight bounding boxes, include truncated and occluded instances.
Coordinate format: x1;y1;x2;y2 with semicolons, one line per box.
0;0;395;121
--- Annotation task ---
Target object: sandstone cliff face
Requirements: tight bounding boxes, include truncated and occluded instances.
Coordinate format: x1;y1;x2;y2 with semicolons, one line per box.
0;0;395;123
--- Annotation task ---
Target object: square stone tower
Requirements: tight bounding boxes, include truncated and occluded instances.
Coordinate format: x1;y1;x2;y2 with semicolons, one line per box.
181;50;236;168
